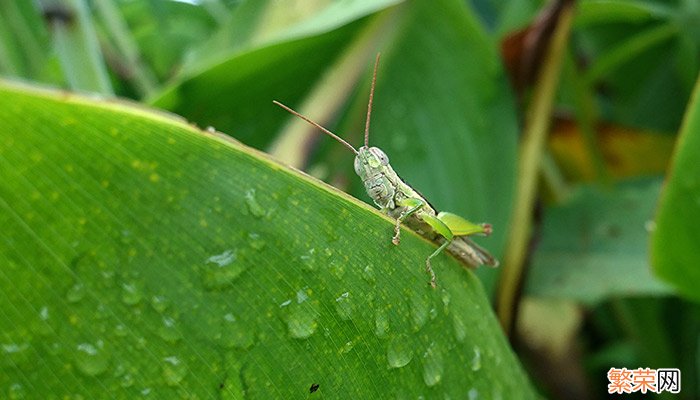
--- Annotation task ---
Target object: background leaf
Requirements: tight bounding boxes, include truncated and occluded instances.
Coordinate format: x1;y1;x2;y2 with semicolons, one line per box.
652;73;700;302
528;179;672;304
0;81;536;398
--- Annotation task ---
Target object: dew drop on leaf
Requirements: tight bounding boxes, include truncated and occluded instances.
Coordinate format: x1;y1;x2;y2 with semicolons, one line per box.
362;265;376;284
66;282;85;303
334;291;353;321
247;232;266;250
328;261;345;279
114;323;128;337
162;356;187;386
75;341;110;376
202;249;247;290
453;314;467;342
219;313;254;349
410;292;429;331
33;305;53;336
150;295;169;313
157;316;182;343
8;382;25;399
300;248;317;272
120;282;143;306
441;289;451;314
120;373;135;388
282;289;318;339
422;341;444;387
374;309;389;339
340;340;354;354
387;334;413;368
471;346;482;371
244;189;266;218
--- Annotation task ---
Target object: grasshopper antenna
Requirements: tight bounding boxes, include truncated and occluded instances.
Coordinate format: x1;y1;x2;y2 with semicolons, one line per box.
364;53;380;148
273;100;358;155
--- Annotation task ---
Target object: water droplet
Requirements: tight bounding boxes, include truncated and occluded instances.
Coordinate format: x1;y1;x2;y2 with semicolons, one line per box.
340;341;354;354
157;316;182;343
47;342;62;356
244;189;266;218
8;382;25;399
296;289;308;303
410;292;429;331
207;249;235;267
121;282;143;306
422;342;444;387
2;342;30;366
374;309;390;338
34;305;53;336
2;342;29;354
387;334;413;368
282;289;318;339
39;306;49;321
362;265;376;284
66;282;86;303
471;346;482;371
114;324;128;337
219;313;253;349
75;341;110;376
247;232;266;250
120;373;135;388
334;292;353;320
468;388;479;400
453;315;467;342
162;356;187;386
203;249;246;290
141;387;152;396
119;229;134;245
429;307;438;320
328;261;345;279
150;295;169;313
300;248;317;272
441;289;451;314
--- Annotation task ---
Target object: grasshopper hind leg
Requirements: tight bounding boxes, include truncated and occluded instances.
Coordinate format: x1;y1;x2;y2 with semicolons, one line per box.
426;240;451;288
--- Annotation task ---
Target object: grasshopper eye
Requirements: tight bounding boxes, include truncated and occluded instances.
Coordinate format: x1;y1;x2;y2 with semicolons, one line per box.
370;147;389;165
354;156;362;175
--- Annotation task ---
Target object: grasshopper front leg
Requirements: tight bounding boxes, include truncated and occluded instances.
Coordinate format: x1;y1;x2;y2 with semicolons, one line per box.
392;197;425;245
394;198;455;287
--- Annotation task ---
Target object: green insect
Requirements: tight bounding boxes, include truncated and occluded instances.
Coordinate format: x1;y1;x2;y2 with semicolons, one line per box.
274;54;498;287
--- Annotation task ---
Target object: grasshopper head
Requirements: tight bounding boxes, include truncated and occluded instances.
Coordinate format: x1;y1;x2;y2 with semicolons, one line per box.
354;146;389;178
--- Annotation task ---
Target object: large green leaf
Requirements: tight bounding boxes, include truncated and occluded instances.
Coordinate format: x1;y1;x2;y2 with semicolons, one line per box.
0;82;536;398
652;74;700;302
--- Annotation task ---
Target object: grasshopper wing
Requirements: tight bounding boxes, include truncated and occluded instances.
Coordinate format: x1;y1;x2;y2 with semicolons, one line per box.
437;212;490;236
448;236;499;267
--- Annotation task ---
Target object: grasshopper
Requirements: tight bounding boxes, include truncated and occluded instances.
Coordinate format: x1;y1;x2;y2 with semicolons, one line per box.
273;54;498;287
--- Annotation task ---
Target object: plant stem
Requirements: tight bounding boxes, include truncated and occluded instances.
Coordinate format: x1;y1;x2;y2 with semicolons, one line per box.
48;0;113;94
496;1;575;335
92;0;157;98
